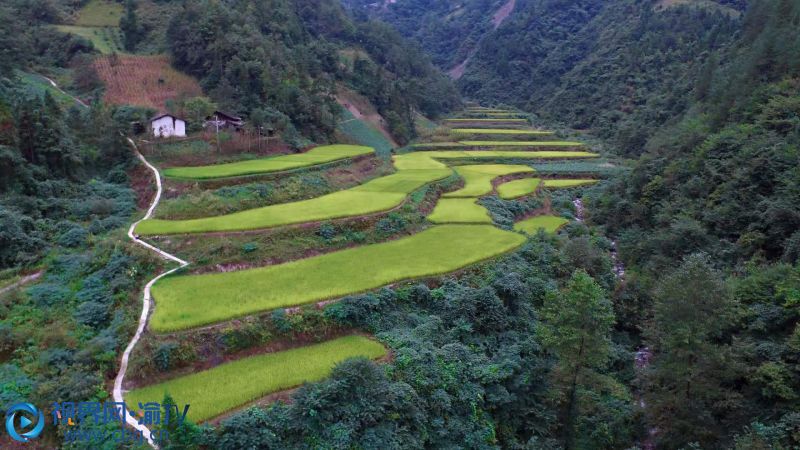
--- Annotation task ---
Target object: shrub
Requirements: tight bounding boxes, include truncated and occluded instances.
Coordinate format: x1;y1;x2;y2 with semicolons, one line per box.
58;225;88;248
27;282;71;307
75;301;110;328
241;242;259;254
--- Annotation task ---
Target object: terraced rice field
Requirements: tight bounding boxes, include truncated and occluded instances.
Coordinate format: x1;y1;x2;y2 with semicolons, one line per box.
444;165;533;197
497;178;542;199
162;145;375;179
126;336;387;422
150;225;526;331
446;118;528;123
542;179;598;188
514;215;570;234
136;150;598;235
458;140;584;148
427;199;493;224
451;128;555;136
413;141;582;150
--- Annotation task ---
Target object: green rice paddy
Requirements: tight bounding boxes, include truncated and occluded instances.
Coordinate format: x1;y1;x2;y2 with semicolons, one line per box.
162;145;375;179
497;178;542;199
150;225;526;331
444;165;533;197
427;199;492;224
126;336;387;422
514;215;569;234
542;179;599;188
138;150;598;235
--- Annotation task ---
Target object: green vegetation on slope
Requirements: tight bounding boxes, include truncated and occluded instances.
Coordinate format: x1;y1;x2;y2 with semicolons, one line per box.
444;164;533;198
53;25;123;54
497;178;541;199
150;225;526;331
126;335;387;422
162;145;375;179
427;199;492;224
336;109;394;156
458;141;584;148
74;0;124;27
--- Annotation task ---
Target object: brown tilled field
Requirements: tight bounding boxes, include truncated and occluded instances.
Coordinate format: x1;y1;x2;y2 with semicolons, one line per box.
94;55;202;110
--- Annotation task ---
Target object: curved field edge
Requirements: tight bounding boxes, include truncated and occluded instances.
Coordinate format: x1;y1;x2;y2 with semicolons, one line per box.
125;335;386;423
444;164;534;198
161;145;375;179
149;225;526;332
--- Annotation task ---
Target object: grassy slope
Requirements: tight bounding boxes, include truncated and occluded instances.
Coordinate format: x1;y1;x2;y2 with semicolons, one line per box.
126;336;386;422
514;215;569;234
443;164;533;198
162;145;375;179
337;109;394;157
497;177;542;199
74;0;123;26
427;199;493;224
16;71;79;108
137;150;598;235
54;25;123;54
150;225;526;331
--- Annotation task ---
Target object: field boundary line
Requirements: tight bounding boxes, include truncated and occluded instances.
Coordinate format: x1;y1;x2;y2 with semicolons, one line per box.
113;138;189;448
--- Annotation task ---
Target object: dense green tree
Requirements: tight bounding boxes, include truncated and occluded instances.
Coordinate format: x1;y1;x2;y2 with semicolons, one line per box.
644;254;743;448
539;269;615;448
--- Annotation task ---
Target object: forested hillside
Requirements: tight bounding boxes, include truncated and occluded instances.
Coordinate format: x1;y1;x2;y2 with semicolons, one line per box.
356;0;800;448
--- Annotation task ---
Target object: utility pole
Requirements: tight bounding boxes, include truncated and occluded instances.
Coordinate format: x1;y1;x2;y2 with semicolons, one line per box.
215;113;220;153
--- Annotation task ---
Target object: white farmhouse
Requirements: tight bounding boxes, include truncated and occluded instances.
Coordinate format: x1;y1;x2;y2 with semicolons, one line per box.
150;114;186;138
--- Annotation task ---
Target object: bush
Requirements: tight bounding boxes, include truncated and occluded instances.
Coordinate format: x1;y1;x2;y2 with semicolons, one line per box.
27;282;71;307
58;225;88;248
75;301;110;328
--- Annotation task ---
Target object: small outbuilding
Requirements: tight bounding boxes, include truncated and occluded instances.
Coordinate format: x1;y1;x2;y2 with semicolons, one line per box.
204;111;244;131
150;113;186;138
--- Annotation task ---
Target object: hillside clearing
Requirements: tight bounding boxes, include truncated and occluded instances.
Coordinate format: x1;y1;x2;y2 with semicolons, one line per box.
54;25;123;54
74;0;123;27
149;225;526;331
94;55;203;110
125;336;386;422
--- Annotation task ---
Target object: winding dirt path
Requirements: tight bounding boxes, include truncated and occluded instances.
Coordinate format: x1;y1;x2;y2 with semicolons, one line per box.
113;139;189;448
0;272;43;296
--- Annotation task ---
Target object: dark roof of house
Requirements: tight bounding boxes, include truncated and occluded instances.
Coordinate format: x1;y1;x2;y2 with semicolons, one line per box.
210;111;243;121
150;113;185;122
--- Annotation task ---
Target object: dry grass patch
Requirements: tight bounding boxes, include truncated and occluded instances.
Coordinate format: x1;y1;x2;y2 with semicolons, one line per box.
94;55;203;110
